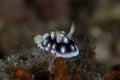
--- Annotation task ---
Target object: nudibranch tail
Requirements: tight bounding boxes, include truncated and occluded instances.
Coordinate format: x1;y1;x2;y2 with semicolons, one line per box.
33;35;44;48
67;22;75;39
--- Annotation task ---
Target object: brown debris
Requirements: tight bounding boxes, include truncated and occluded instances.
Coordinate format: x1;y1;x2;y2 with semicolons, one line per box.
72;73;83;80
9;67;32;80
48;57;72;80
105;70;120;80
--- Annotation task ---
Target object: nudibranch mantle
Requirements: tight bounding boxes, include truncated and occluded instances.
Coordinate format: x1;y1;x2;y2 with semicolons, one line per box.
33;23;79;58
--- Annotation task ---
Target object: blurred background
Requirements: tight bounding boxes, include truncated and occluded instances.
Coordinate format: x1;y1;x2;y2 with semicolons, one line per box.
0;0;120;69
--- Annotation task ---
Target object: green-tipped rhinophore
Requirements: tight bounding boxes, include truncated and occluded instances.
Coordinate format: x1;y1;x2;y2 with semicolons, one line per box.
67;22;75;39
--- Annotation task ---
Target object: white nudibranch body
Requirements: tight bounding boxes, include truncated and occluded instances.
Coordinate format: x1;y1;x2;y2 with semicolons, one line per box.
33;23;79;58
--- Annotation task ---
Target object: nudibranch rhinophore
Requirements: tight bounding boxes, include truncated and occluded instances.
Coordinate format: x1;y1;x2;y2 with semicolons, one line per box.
33;23;79;58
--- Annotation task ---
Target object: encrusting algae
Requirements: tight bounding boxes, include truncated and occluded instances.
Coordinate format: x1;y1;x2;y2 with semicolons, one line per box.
48;57;72;80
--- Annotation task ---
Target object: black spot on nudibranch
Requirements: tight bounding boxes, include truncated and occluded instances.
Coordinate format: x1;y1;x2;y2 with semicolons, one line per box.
55;39;77;54
41;31;77;54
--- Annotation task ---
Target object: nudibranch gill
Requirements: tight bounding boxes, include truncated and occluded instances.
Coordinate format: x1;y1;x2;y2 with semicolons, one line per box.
33;23;79;58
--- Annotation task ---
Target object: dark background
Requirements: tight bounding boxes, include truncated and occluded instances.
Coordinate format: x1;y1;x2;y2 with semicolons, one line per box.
0;0;120;71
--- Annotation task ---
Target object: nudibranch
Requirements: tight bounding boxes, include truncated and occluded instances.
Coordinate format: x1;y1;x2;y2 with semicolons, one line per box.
33;23;79;58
